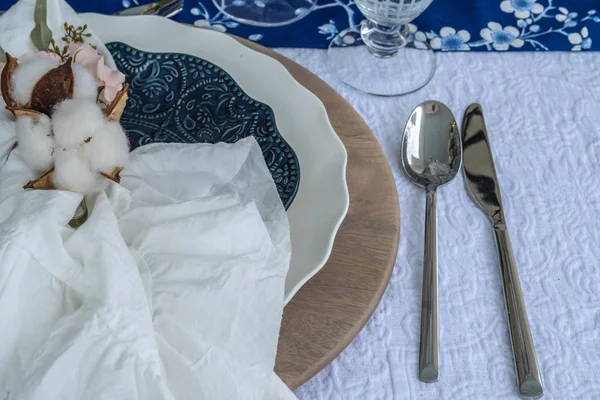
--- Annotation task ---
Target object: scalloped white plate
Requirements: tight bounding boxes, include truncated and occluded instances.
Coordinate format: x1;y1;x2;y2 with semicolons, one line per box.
83;14;349;304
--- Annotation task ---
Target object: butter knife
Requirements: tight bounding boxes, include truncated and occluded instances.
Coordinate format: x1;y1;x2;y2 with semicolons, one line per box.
114;0;184;18
461;104;543;398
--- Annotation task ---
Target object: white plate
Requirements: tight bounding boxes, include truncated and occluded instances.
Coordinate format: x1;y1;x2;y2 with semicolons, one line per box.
84;14;350;304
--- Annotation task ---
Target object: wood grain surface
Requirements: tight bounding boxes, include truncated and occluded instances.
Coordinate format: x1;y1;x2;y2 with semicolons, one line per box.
234;38;401;390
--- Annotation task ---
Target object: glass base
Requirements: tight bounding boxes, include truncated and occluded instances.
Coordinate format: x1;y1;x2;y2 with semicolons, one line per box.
213;0;316;27
328;27;436;96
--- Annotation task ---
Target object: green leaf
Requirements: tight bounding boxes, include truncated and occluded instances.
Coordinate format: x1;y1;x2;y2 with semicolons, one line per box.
30;0;53;51
0;45;5;63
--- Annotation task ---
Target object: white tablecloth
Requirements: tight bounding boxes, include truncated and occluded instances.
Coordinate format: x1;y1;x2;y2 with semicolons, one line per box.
275;49;600;400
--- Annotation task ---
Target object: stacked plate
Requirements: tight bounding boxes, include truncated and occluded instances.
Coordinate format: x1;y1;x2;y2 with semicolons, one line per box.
84;13;350;303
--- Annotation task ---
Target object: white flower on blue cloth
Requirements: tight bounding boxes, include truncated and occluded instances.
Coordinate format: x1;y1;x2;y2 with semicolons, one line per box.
194;19;227;33
318;20;338;40
248;34;264;41
122;0;139;7
570;27;592;51
516;17;534;28
480;22;524;50
556;7;578;25
430;27;471;51
409;24;429;49
295;7;310;16
500;0;543;19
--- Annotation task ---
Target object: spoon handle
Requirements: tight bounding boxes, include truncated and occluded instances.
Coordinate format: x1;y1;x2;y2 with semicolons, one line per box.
419;188;439;382
494;226;543;398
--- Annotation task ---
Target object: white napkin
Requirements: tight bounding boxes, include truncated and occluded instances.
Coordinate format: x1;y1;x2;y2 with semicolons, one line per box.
0;1;297;399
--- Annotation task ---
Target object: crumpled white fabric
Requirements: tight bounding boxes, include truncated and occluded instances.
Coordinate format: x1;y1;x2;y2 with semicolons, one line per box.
0;131;296;400
0;1;297;398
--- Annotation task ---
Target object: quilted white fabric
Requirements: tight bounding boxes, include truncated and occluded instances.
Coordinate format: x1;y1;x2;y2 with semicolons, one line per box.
277;48;600;400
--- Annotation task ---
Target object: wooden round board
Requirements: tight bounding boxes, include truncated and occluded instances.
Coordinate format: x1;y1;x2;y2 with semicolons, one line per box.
234;38;401;389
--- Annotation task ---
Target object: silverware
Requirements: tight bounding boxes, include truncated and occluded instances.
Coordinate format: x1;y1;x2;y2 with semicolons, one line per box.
461;103;543;398
401;101;462;383
114;0;184;18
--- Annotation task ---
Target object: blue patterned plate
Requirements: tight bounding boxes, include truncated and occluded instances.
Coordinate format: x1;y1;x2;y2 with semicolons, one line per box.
89;14;349;304
106;42;300;209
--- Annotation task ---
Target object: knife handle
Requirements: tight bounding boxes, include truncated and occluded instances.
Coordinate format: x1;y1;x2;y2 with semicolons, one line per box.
419;189;438;383
493;226;543;398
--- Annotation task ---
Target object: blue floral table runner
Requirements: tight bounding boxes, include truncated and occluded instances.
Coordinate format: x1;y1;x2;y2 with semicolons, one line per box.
1;0;598;50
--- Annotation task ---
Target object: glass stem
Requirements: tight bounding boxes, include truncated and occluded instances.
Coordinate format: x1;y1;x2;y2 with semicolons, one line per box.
360;20;410;58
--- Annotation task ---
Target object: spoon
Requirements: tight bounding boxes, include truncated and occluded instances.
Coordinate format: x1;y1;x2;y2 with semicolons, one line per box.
401;100;461;383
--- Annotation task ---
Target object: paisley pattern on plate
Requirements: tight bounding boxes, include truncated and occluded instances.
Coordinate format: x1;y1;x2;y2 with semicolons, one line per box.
106;42;299;208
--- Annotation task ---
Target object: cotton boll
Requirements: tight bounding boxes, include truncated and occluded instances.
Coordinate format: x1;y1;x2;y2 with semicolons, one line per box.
16;114;56;172
53;150;108;194
72;63;99;101
84;120;130;172
11;58;60;106
52;99;106;148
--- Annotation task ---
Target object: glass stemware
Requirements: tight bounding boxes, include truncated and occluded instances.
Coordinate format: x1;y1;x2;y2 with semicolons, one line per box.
328;0;436;96
212;0;316;27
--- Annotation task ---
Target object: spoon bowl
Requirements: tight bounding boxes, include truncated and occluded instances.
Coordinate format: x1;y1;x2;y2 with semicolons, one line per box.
401;100;461;383
402;101;461;189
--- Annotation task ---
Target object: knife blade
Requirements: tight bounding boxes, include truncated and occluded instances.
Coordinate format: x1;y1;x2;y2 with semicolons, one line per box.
462;103;544;398
461;104;505;225
114;0;184;18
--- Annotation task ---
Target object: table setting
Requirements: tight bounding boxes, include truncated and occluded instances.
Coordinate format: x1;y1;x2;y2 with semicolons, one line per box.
0;0;599;399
